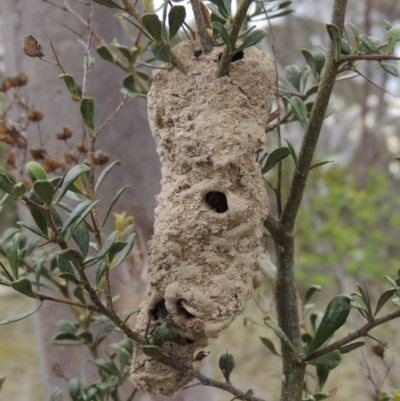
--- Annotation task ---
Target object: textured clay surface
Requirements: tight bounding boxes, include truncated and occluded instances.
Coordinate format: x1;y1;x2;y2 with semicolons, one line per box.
131;41;276;395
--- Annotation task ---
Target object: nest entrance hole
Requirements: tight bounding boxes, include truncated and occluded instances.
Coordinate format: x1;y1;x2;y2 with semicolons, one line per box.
232;51;244;62
205;191;228;213
151;300;169;321
177;299;196;319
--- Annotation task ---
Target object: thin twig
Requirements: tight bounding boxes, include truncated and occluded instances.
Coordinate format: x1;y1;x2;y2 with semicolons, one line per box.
0;261;14;281
41;0;68;11
355;68;396;97
340;54;400;63
97;94;130;135
42;31;66;74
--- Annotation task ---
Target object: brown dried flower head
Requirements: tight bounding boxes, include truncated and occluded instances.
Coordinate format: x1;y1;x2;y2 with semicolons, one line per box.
27;110;44;122
23;34;44;58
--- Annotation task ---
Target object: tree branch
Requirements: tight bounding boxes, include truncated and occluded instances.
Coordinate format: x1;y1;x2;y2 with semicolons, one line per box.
340;54;400;63
190;0;213;54
306;308;400;361
280;0;348;233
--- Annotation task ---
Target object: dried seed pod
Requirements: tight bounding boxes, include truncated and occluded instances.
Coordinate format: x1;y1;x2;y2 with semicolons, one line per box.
11;73;28;87
77;140;88;153
93;151;109;165
8;129;26;149
0;124;10;135
131;41;276;395
23;34;44;58
1;77;13;92
30;148;48;160
7;153;16;169
0;135;14;145
56;126;73;140
64;150;76;164
27;110;44;122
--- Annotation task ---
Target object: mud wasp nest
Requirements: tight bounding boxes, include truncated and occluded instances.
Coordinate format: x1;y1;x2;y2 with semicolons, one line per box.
131;41;276;395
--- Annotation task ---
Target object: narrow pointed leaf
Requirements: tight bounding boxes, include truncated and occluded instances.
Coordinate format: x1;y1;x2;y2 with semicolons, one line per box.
0;168;15;195
301;49;317;78
61;199;92;235
0;301;42;325
309;161;333;171
262;147;291;174
219;352;235;382
50;387;63;401
142;14;163;43
235;29;268;54
348;23;359;40
80;98;95;135
316;366;329;391
101;186;130;228
285;96;308;129
96;45;116;63
338;340;365;354
380;62;398;77
11;278;35;298
326;23;342;61
72;222;89;259
17;221;49;239
94;358;120;376
305;295;351;357
95;161;121;191
6;233;20;279
385;275;398;288
374;288;396;316
92;0;124;9
95;261;108;287
60;249;83;265
35;256;46;291
265;317;298;357
386;27;400;55
73;287;86;304
112;233;136;269
314;52;326;77
211;22;232;53
67;200;100;240
108;241;127;262
305;284;322;303
285;65;302;92
308;350;341;370
168;6;186;41
260;336;280;355
59;74;81;100
358;34;380;54
55;164;91;204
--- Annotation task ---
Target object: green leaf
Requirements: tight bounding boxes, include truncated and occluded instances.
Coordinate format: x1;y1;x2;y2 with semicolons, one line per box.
152;325;170;347
94;358;120;376
95;261;108;288
305;295;351;358
69;378;81;401
301;49;317;78
265;317;298;358
316;366;329;391
35;256;46;291
111;233;136;269
72;222;89;259
301;66;310;93
50;387;63;401
0;169;15;195
338;340;365;354
262;147;291;174
260;336;280;355
96;45;116;63
11;278;35;298
380;62;399;77
92;0;124;9
142;345;163;358
284;139;298;167
358;34;380;54
314;52;326;78
122;74;135;93
211;22;232;53
0;301;42;325
80;97;95;135
392;297;400;308
101;186;130;228
59;74;81;100
87;231;118;268
309;161;333;171
95;161;121;191
355;283;373;319
148;42;171;63
385;275;398;288
55;164;91;204
285;65;302;92
26;161;47;183
61;200;92;235
73;287;86;304
235;29;268;54
57;254;74;275
285;96;308;129
209;5;228;21
374;288;396;316
341;38;351;55
12;182;27;198
348;23;359;40
142;14;163;43
168;6;186;41
209;0;229;18
17;221;49;239
305;285;322;303
326;23;342;61
308;350;341;370
33;180;54;207
386;27;400;55
67;201;100;240
60;248;83;266
108;241;127;262
6;233;20;279
219;352;235;382
312;391;331;400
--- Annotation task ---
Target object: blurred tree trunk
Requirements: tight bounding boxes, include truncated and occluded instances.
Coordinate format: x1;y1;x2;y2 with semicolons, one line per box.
1;1;212;400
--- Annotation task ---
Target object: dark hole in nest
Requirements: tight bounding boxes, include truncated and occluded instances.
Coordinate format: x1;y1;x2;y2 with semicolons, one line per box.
151;300;168;321
194;50;203;58
205;191;228;213
177;299;196;319
232;51;244;62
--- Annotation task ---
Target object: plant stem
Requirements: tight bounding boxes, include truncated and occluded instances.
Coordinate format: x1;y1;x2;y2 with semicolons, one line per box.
190;0;213;54
217;0;253;77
